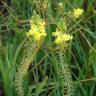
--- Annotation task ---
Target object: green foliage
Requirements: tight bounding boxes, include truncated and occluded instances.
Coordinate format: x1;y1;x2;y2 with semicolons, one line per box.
0;0;96;96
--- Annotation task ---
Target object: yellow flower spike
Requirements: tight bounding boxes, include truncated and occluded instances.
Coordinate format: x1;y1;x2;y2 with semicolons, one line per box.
26;19;46;41
73;8;84;18
26;11;46;41
53;29;73;44
15;12;47;96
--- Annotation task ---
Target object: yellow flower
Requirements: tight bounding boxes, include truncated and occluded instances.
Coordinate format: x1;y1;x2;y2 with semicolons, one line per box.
73;8;83;18
53;29;73;44
26;14;46;41
52;30;62;37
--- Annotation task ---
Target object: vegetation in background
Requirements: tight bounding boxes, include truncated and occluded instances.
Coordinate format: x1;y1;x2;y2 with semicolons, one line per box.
0;0;96;96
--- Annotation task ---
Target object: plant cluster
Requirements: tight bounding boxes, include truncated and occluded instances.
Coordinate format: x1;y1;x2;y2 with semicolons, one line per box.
0;0;96;96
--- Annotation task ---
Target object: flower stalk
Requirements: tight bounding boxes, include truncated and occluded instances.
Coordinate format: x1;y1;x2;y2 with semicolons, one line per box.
53;19;73;96
14;12;46;96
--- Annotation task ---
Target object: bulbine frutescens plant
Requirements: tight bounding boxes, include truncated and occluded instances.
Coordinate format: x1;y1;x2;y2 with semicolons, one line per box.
53;20;73;96
14;12;46;96
52;7;84;96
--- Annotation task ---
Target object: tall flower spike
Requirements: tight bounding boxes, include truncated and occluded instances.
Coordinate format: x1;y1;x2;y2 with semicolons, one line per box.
53;19;73;96
26;11;47;41
14;12;46;96
55;45;73;96
52;29;73;45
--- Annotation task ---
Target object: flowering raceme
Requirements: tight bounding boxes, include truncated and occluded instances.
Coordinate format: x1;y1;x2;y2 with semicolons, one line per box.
52;29;73;44
73;8;84;18
53;21;73;96
26;16;46;41
15;13;47;96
